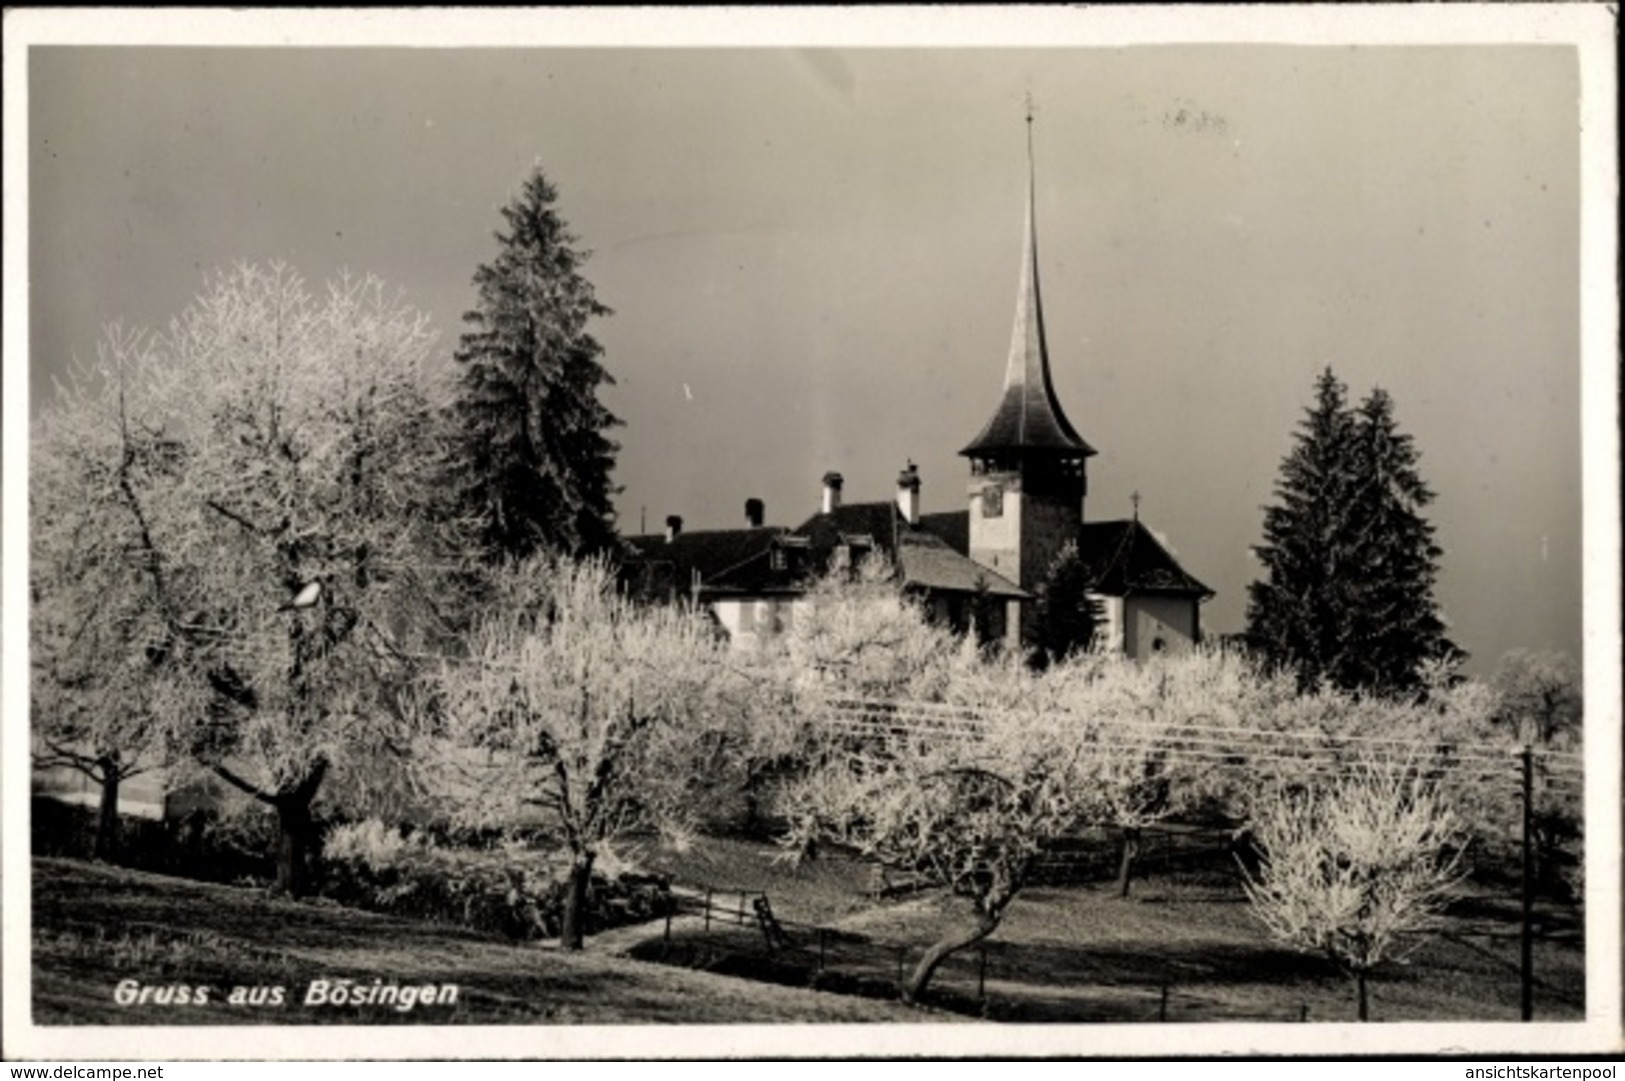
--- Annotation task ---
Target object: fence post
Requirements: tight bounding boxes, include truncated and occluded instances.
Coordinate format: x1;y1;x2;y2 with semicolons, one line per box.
703;888;712;933
817;928;826;973
1300;1002;1309;1023
1520;744;1535;1022
896;946;906;994
663;896;673;946
978;945;987;1004
739;892;747;926
1159;983;1168;1022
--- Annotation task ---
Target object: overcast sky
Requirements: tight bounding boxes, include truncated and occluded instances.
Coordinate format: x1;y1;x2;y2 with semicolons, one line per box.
17;27;1597;674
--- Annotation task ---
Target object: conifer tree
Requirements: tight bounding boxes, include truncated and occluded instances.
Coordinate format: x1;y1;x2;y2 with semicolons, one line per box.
1033;540;1100;668
1341;388;1460;690
1246;368;1457;694
451;168;621;559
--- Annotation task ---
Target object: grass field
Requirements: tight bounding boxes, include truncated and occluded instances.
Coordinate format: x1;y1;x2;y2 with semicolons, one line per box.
617;838;1586;1024
30;837;1585;1026
29;858;940;1025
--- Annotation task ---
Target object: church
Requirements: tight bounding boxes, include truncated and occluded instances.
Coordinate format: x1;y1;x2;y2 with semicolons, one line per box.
624;116;1212;660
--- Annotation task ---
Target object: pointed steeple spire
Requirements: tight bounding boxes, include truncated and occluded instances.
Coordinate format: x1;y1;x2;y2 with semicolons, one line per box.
961;102;1094;459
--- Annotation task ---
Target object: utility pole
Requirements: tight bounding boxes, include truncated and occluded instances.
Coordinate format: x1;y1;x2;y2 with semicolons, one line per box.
1520;744;1535;1022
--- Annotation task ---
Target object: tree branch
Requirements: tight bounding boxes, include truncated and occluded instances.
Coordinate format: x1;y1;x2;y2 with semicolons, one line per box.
36;739;106;780
204;499;275;538
210;762;277;805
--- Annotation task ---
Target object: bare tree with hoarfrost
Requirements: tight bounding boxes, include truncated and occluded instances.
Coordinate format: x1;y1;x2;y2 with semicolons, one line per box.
30;264;477;895
32;371;191;857
778;553;963;703
1038;651;1190;897
426;556;737;949
1240;761;1468;1021
780;637;1097;1004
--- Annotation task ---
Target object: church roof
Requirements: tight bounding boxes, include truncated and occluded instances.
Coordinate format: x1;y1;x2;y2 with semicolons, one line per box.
1075;519;1214;599
961;117;1095;460
912;510;1211;600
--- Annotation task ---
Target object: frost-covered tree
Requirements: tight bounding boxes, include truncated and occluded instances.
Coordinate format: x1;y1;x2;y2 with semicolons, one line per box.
779;553;961;703
30;590;178;860
1246;368;1458;695
720;555;967;833
426;556;736;949
449;167;620;560
1487;650;1584;895
780;650;1093;1004
1490;649;1582;748
1240;761;1467;1020
33;264;475;895
31;353;185;859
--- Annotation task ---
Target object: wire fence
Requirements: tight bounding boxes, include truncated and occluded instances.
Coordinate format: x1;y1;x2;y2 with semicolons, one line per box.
825;697;1583;769
820;698;1585;812
628;877;1407;1023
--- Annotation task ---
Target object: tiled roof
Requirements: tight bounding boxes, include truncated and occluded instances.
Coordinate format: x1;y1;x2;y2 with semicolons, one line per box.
1076;519;1214;598
917;510;970;555
623;527;795;596
908;510;1211;599
791;501;1025;599
895;529;1026;598
622;508;1207;603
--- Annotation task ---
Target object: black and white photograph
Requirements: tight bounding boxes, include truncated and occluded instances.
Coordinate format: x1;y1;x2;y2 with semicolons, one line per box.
3;6;1618;1061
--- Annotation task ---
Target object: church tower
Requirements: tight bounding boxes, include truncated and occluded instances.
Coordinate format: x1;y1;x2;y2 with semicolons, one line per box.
961;107;1095;603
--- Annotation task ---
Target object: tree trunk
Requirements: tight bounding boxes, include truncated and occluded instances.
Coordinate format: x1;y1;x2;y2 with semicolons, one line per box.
1117;826;1141;898
559;851;595;950
274;795;316;898
1356;968;1369;1022
94;761;121;862
902;910;1002;1005
741;767;763;835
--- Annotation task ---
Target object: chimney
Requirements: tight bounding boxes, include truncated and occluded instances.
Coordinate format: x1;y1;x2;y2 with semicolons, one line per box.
821;471;844;514
745;498;765;528
664;515;683;543
897;460;921;526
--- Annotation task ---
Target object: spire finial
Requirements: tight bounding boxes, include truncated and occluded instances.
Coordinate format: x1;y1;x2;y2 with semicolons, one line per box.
1132;490;1141;520
1024;94;1036;164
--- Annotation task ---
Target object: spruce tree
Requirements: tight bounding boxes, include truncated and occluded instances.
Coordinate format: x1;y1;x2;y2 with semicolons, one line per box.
1246;368;1459;694
451;168;621;559
1246;368;1361;689
1341;387;1460;690
1033;540;1100;668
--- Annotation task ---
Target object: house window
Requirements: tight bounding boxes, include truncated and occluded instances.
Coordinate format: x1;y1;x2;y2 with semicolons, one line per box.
982;483;1004;518
770;547;787;572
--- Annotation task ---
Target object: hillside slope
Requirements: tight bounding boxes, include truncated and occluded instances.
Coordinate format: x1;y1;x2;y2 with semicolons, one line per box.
29;858;945;1026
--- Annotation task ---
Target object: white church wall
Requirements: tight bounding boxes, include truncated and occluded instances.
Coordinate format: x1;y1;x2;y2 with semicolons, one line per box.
1123;595;1200;658
1091;593;1125;654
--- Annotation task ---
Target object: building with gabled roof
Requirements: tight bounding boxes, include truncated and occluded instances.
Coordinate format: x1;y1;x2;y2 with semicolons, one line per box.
623;110;1211;658
624;469;1029;651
